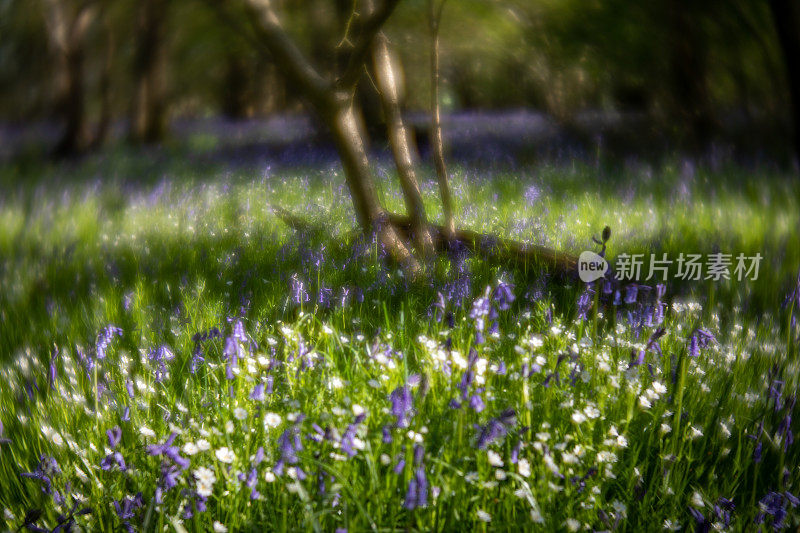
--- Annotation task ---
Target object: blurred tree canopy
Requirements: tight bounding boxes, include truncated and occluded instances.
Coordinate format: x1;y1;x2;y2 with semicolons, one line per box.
0;0;794;155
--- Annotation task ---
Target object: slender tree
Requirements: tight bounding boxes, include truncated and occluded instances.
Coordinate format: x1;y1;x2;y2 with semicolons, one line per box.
236;0;421;273
428;0;455;238
371;30;435;256
130;0;169;143
768;0;800;168
42;0;98;156
226;0;577;277
90;7;115;148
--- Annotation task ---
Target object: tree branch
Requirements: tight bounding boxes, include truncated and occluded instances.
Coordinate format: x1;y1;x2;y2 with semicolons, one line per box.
234;0;332;105
371;32;435;256
428;0;455;237
337;0;401;90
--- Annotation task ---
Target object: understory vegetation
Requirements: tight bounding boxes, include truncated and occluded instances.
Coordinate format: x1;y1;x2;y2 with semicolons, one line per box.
0;144;798;531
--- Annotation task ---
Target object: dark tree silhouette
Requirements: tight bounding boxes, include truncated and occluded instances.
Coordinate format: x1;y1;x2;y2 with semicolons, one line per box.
769;0;800;168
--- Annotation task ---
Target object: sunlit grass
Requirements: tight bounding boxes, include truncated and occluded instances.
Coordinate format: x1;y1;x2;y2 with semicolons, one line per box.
0;151;798;531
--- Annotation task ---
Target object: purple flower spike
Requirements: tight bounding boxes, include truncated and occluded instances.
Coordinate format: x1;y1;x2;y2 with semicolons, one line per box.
389;386;413;428
107;426;122;449
250;383;265;402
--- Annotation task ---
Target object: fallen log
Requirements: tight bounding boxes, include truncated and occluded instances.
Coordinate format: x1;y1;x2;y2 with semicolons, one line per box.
269;203;580;279
384;213;579;278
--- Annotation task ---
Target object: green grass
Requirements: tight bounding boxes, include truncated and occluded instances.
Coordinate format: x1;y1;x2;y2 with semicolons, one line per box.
0;148;798;531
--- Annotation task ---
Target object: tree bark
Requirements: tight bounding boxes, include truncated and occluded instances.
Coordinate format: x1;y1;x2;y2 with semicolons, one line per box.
324;92;385;228
372;32;435;256
325;94;420;272
240;0;419;272
769;0;800;168
429;0;455;238
130;0;168;143
221;53;252;118
666;0;714;152
91;11;115;148
43;0;97;156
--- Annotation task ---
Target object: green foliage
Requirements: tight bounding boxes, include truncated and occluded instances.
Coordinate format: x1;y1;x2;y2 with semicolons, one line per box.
0;149;798;530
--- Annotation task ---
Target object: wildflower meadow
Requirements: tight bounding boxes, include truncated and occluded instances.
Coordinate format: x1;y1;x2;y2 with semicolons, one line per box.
1;133;799;531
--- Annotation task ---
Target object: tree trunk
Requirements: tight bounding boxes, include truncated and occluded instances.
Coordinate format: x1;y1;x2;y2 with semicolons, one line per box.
222;53;252;118
372;32;435;256
91;13;115;149
237;0;420;273
429;0;455;237
43;0;96;156
666;0;714;152
323;92;420;271
130;0;168;143
323;93;384;228
769;0;800;168
55;44;88;155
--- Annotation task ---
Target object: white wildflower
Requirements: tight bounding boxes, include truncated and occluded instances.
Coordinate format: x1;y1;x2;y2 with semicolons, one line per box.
182;442;199;455
691;491;704;508
487;450;504;467
638;395;652;409
571;411;588;424
264;413;282;428
215;447;235;464
518;458;531;477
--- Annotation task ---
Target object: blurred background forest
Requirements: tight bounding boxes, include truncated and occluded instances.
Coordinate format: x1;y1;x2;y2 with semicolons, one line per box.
1;0;798;165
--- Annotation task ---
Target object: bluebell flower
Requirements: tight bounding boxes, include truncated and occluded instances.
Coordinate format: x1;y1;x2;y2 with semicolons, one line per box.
492;280;515;311
389;386;414;428
238;468;260;500
689;507;709;532
713;497;735;528
457;348;480;401
576;287;594;321
476;409;516;449
393;456;406;475
148;345;174;383
340;414;366;457
274;423;304;475
624;284;638;304
250;383;266;402
233;320;247;343
107;426;122;449
631;327;666;366
96;325;123;360
147;432;190;470
689;328;716;358
290;273;310;304
48;349;59;391
469;391;485;413
113;494;143;533
755;491;798;529
20;455;60;496
469;287;492;336
403;445;428;510
100;451;127;472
